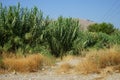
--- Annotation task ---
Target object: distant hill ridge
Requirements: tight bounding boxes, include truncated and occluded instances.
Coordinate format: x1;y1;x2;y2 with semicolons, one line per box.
79;19;95;30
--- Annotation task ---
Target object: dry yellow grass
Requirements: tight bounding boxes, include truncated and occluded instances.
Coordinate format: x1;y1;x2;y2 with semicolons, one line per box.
86;48;120;68
1;52;18;58
0;53;55;73
56;63;73;74
62;55;75;61
1;47;120;75
75;58;99;74
0;69;8;74
3;54;43;72
42;56;56;66
76;47;120;74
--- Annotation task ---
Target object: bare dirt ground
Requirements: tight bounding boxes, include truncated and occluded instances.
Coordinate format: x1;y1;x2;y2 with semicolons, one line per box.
0;57;120;80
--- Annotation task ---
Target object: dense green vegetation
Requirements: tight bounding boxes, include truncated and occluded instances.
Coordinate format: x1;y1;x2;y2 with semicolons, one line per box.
0;3;120;57
88;22;115;35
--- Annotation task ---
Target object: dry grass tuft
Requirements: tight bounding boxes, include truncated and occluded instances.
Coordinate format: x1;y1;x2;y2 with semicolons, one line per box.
56;63;73;74
2;54;43;72
62;55;75;61
76;47;120;74
75;58;99;74
86;48;120;68
42;56;55;66
1;52;17;58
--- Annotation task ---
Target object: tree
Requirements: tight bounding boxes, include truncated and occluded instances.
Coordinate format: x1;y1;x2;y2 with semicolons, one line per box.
88;22;115;35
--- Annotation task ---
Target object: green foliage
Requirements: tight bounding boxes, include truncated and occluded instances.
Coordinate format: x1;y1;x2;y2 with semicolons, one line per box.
94;32;111;49
45;16;80;57
110;30;120;45
88;22;115;35
80;32;112;50
0;3;120;58
0;3;48;53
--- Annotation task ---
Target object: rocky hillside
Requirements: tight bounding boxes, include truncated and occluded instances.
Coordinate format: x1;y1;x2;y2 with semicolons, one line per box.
79;19;95;30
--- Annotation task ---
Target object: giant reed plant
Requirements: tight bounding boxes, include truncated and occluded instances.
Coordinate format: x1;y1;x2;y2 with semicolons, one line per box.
0;3;48;53
45;16;80;57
